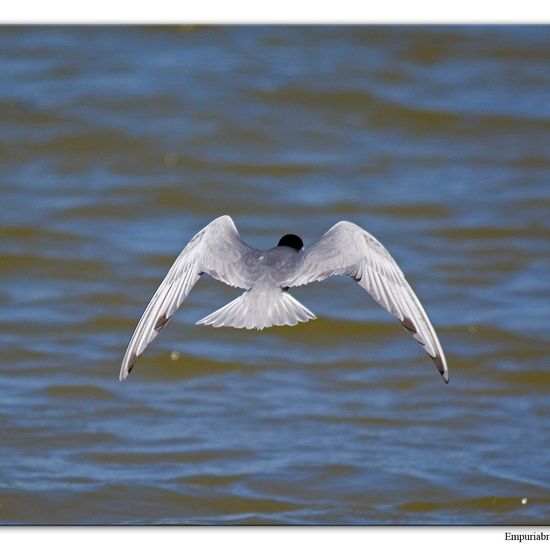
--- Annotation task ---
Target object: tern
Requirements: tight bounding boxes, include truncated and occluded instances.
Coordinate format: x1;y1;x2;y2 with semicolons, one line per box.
119;215;448;383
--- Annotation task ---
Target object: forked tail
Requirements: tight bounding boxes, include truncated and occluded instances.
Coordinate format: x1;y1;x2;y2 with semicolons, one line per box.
196;287;316;330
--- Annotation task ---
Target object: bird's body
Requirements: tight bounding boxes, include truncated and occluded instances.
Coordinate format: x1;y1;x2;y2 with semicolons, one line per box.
197;241;316;330
120;215;449;383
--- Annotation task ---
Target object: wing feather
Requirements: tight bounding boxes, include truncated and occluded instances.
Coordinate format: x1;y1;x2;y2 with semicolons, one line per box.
119;215;256;380
281;221;448;382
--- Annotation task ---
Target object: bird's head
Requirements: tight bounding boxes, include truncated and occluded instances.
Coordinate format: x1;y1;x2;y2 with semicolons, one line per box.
277;234;303;251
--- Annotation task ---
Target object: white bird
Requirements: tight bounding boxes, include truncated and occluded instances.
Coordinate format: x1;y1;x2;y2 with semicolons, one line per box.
119;215;448;383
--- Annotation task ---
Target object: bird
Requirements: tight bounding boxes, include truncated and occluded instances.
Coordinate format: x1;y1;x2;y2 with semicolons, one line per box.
119;215;448;383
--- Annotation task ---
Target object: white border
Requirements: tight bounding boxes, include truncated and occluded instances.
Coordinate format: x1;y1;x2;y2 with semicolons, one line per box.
1;526;547;549
0;3;548;544
2;0;550;23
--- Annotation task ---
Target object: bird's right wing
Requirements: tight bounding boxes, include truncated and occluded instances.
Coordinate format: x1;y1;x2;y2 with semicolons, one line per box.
281;221;448;383
119;215;256;381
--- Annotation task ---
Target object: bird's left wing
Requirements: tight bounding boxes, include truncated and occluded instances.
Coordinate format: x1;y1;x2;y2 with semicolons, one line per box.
119;215;256;381
280;221;448;383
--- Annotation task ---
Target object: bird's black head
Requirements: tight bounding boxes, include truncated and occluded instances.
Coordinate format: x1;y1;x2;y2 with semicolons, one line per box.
277;234;303;251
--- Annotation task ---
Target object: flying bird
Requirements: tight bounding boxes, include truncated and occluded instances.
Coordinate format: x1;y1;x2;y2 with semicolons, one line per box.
119;215;448;383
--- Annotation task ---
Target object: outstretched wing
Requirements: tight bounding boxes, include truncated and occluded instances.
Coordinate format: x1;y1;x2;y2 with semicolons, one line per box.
281;221;449;383
119;215;256;381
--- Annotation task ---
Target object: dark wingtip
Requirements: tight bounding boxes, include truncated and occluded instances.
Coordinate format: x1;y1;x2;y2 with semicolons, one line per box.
400;317;448;382
402;317;417;334
120;352;138;382
154;314;170;331
433;353;449;384
401;317;448;383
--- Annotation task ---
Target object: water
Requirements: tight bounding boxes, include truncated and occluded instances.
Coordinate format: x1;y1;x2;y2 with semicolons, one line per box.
1;25;550;525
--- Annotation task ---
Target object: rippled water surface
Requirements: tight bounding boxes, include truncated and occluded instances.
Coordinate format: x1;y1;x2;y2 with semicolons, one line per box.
1;25;550;525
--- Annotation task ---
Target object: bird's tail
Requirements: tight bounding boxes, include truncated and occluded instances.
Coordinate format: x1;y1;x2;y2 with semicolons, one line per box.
196;287;316;330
